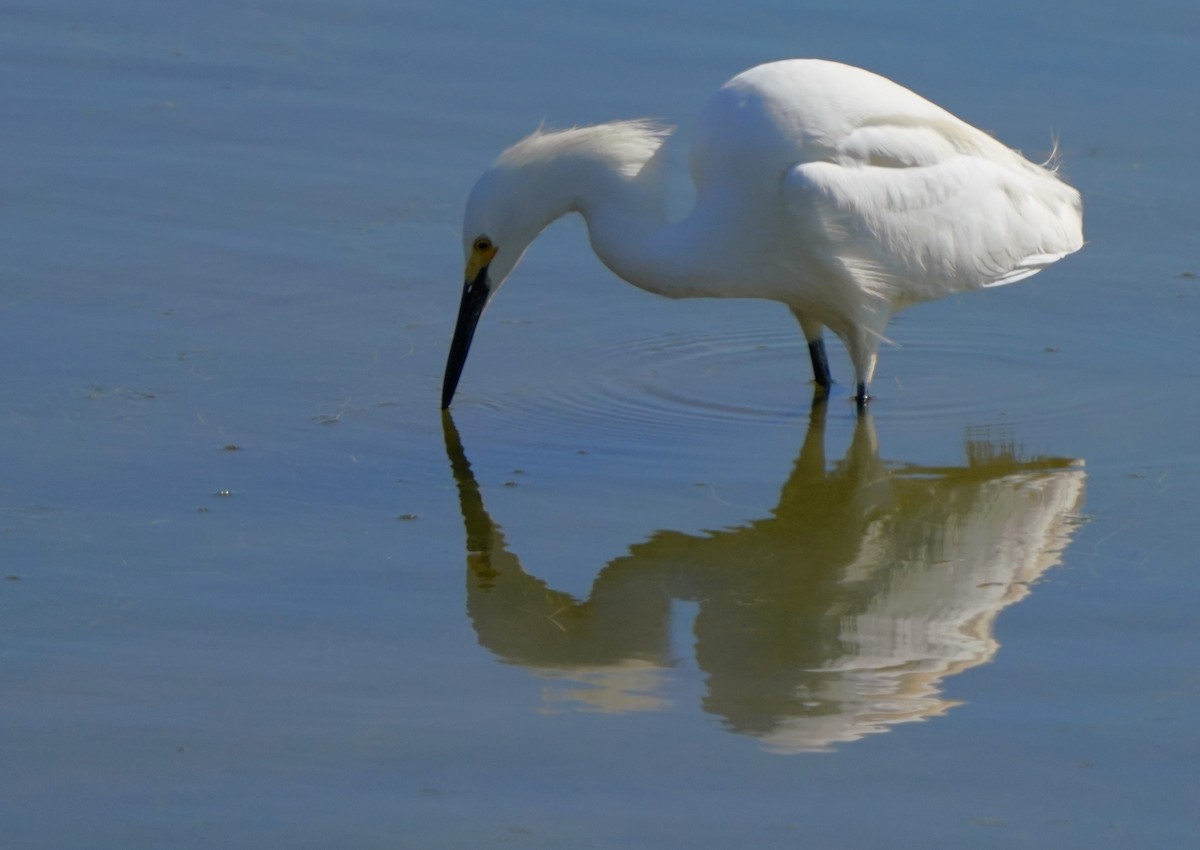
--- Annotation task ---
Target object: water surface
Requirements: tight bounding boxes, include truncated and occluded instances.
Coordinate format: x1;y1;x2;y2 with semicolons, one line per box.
3;1;1199;847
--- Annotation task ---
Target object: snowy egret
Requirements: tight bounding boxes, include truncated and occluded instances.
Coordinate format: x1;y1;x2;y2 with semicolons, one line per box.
441;59;1083;409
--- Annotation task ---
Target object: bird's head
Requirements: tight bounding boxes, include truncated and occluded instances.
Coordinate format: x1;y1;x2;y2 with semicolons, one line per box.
440;154;561;409
461;164;547;291
440;121;668;408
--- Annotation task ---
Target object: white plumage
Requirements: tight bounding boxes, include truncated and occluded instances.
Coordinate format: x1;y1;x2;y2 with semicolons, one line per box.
442;59;1083;409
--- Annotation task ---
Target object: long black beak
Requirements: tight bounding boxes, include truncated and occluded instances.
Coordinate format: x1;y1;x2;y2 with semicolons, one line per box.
440;266;491;408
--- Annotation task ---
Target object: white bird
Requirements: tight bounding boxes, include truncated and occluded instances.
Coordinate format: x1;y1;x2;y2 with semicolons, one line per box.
442;59;1083;409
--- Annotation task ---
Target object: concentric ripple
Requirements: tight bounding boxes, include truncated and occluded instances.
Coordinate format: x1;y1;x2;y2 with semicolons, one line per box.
515;327;812;438
467;315;1119;438
882;317;1121;426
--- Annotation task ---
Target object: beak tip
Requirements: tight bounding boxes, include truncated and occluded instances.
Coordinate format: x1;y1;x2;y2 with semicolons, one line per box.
442;271;490;414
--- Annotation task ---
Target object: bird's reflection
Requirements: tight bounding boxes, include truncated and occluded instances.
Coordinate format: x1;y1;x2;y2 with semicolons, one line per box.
442;403;1085;753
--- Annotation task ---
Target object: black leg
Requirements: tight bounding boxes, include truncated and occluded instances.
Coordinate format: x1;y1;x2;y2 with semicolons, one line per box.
807;338;833;390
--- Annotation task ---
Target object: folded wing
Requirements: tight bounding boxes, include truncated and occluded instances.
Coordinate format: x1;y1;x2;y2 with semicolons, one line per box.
784;122;1083;305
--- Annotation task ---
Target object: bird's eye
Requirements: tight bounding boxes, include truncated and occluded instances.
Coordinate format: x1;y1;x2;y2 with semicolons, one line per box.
474;237;493;252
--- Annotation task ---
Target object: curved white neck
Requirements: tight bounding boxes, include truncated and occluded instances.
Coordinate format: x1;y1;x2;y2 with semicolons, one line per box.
524;140;723;299
481;123;752;300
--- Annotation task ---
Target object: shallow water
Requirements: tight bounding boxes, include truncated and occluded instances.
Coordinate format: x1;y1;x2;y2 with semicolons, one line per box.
4;0;1200;847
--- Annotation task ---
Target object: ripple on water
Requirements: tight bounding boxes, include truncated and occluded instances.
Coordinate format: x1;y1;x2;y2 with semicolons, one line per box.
883;319;1120;428
508;327;813;439
464;318;1118;439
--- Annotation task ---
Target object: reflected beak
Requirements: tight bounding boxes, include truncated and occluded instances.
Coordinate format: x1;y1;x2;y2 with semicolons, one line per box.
440;265;491;408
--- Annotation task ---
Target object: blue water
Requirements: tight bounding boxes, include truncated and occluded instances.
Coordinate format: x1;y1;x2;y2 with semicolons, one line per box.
3;1;1199;847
